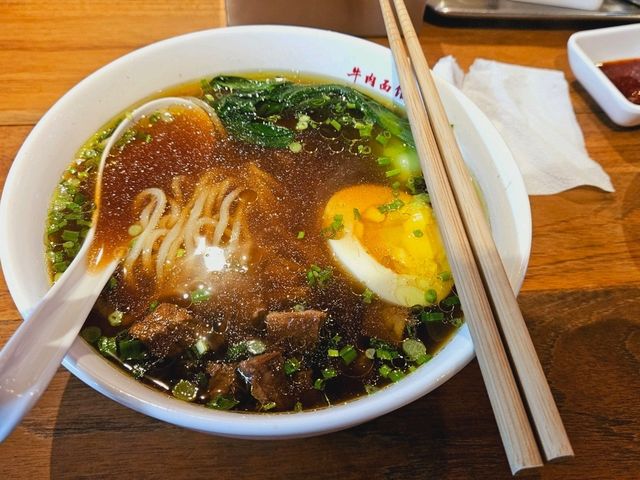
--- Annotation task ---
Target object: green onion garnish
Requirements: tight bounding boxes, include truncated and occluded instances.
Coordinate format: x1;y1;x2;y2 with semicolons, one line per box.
438;271;452;281
424;289;438;304
297;231;305;239
190;287;211;303
172;379;198;402
339;345;357;365
413;230;424;238
376;156;391;166
288;141;303;153
421;311;445;323
206;394;239;410
378;198;405;214
108;310;123;327
362;288;376;304
328;348;339;358
80;326;101;344
385;168;401;178
284;358;301;375
402;338;427;362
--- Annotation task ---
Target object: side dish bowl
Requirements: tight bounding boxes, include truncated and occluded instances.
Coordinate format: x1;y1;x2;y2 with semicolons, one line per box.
568;23;640;127
0;26;531;438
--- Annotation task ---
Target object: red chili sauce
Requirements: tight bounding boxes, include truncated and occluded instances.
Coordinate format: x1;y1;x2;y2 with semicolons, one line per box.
599;58;640;105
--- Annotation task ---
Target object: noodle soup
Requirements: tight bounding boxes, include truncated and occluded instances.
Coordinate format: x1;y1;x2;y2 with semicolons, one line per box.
46;74;463;412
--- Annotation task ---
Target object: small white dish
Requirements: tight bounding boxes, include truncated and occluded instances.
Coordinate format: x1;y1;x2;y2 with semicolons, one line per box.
568;24;640;127
0;26;531;438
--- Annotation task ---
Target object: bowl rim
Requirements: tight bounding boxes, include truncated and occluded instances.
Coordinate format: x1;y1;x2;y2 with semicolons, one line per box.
0;25;531;438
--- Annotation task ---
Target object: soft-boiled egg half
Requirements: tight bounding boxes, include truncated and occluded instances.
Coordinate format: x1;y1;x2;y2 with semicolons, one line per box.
323;184;453;307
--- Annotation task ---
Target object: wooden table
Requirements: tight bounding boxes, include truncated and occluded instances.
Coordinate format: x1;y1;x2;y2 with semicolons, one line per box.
1;2;638;478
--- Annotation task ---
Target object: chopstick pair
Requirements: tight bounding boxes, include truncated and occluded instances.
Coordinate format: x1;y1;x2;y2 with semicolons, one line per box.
378;0;574;474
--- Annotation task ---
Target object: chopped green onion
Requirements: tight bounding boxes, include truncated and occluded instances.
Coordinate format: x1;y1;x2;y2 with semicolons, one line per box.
438;271;452;281
149;300;159;311
297;230;305;239
80;326;101;344
355;122;373;137
295;114;311;131
246;339;266;355
421;311;445;323
306;264;333;288
385;168;401;178
284;358;301;375
206;394;239;410
108;310;123;327
327;348;339;358
329;119;342;131
388;369;405;382
362;288;376;304
176;248;186;258
376;156;391;166
294;401;303;412
379;364;392;378
365;384;379;395
339;345;357;365
322;368;338;379
293;303;306;312
357;144;372;155
413;230;424;238
452;317;464;327
118;338;145;361
378;198;405;214
365;348;376;360
402;338;427;362
97;336;117;358
288;141;303;153
313;378;325;390
424;289;438;304
172;379;198;402
321;214;344;239
443;295;460;306
190;287;211;303
61;230;80;242
416;353;433;365
375;133;390;145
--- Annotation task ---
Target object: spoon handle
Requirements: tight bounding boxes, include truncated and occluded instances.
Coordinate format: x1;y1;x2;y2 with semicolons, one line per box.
0;251;117;442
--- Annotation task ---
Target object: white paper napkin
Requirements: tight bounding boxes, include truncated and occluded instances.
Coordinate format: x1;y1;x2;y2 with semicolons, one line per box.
433;56;614;195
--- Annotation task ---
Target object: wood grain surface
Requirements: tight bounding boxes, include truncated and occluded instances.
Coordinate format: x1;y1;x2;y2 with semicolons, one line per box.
1;1;639;479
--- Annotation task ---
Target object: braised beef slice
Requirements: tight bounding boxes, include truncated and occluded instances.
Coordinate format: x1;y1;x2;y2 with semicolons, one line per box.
265;310;326;353
206;362;239;399
129;303;197;357
237;351;295;410
361;303;408;346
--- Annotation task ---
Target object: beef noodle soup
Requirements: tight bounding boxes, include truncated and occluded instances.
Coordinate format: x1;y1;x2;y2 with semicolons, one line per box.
45;74;463;412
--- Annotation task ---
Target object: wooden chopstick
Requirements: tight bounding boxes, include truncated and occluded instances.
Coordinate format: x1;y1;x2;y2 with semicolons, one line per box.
378;0;545;474
389;0;574;465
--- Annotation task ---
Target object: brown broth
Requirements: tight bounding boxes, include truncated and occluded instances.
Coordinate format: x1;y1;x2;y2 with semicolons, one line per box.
52;74;462;412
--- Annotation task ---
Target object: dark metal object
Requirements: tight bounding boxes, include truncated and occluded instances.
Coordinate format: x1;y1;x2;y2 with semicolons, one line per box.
425;0;640;21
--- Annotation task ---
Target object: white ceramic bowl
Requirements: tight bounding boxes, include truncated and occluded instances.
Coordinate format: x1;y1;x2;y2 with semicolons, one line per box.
0;26;531;438
568;24;640;127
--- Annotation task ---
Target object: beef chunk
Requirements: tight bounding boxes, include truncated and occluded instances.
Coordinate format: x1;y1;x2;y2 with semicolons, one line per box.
206;362;239;399
265;310;326;353
361;303;408;345
237;351;294;410
129;303;197;357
